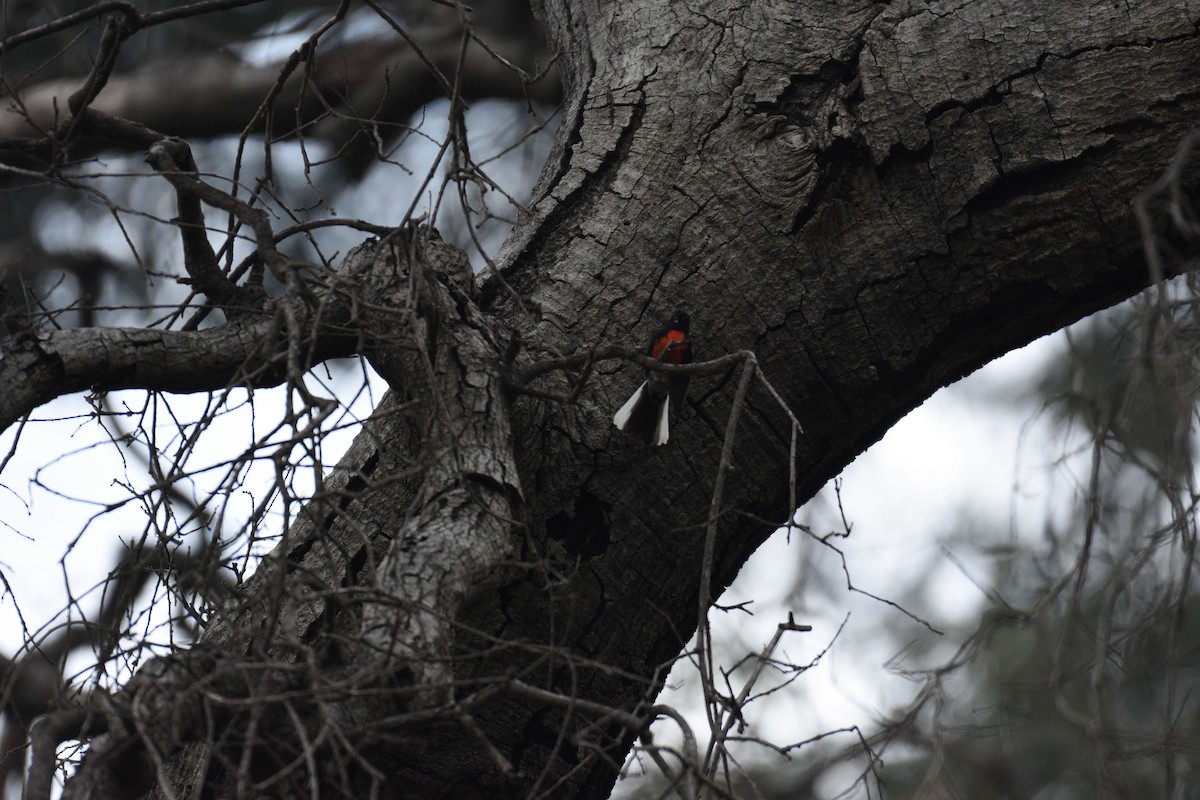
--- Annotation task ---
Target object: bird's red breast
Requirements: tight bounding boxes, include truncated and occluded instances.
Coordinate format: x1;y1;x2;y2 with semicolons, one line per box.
650;329;689;363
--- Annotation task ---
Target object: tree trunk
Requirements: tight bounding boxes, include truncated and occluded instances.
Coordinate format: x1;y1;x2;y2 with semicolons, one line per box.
38;0;1200;798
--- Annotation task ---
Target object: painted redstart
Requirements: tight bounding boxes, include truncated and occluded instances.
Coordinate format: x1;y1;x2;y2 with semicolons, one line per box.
612;309;692;445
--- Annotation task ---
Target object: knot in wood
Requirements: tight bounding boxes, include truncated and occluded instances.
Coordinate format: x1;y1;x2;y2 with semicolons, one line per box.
732;114;820;231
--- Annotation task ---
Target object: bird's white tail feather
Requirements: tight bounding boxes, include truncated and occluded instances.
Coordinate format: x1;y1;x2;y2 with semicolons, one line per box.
652;396;669;445
612;382;646;429
614;381;671;445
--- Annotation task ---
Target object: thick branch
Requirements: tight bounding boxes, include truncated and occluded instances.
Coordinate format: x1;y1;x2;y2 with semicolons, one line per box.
26;711;108;800
0;307;354;434
0;20;559;168
356;232;522;694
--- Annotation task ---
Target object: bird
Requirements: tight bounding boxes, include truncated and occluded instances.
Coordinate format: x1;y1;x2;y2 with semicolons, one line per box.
612;309;693;445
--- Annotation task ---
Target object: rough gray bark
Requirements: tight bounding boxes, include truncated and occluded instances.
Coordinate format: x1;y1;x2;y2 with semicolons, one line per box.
5;0;1200;798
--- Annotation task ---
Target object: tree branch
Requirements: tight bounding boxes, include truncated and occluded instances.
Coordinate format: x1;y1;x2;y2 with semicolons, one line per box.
0;13;560;170
0;305;356;434
26;711;109;800
141;137;254;311
145;139;293;281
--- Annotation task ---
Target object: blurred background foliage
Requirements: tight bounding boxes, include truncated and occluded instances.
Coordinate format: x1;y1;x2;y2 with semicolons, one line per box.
0;0;557;336
617;288;1200;799
878;290;1200;800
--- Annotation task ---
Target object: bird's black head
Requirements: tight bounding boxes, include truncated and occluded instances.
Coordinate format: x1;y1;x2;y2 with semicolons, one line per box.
667;309;690;331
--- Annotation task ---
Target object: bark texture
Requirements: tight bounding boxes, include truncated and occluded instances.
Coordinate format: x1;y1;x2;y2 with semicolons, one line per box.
461;0;1200;795
8;0;1200;799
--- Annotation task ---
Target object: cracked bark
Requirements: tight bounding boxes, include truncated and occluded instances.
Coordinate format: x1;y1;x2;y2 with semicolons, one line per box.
17;0;1200;798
